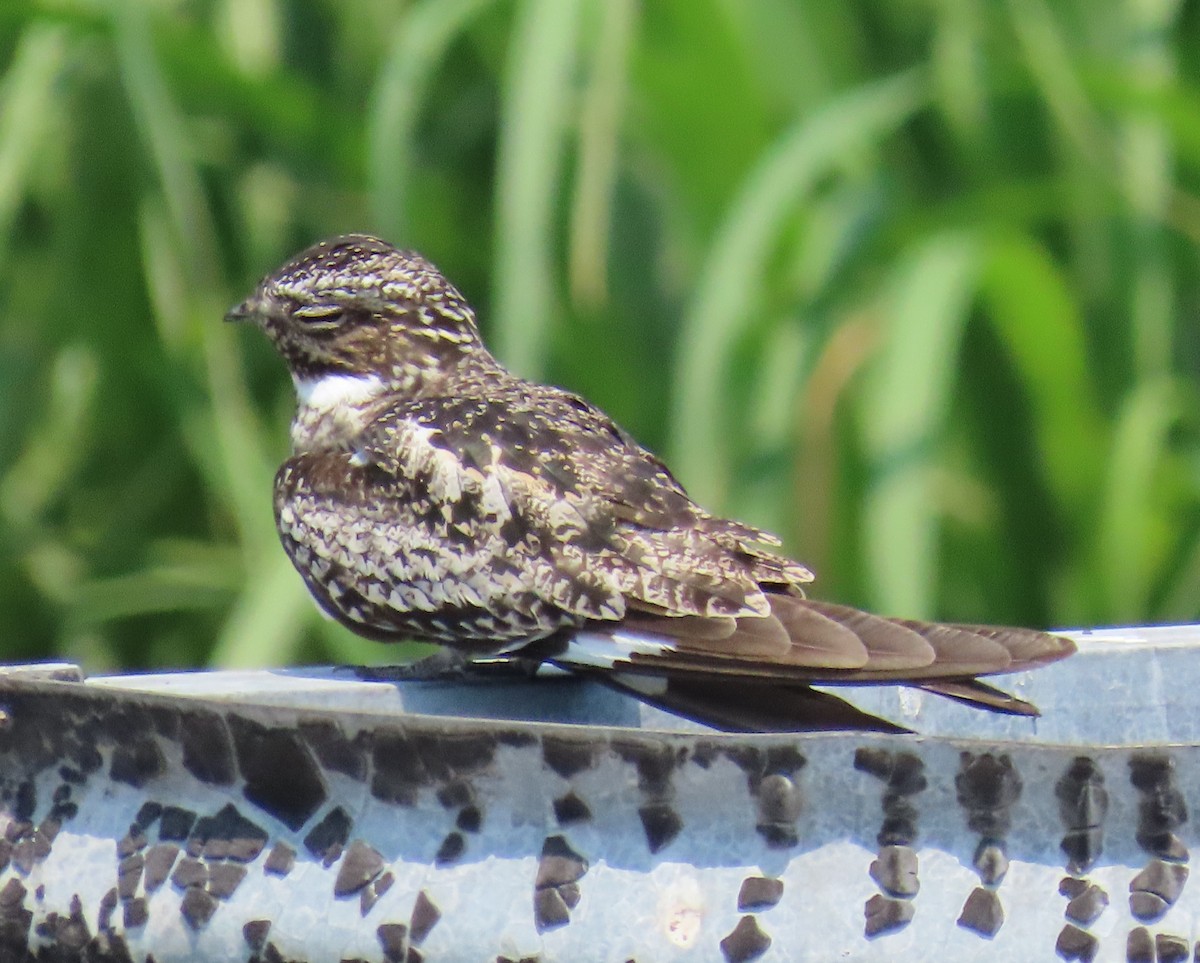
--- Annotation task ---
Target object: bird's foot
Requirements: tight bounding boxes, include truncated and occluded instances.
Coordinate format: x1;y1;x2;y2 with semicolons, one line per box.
350;651;541;684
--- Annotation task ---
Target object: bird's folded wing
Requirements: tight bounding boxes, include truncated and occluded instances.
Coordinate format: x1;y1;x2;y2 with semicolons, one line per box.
355;395;809;622
554;593;1074;684
551;598;1072;731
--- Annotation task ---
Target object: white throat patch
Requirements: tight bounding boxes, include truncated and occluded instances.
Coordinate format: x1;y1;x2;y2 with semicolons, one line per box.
293;373;386;410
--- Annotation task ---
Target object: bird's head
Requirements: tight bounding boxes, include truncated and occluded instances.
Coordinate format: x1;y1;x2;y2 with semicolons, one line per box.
227;235;486;387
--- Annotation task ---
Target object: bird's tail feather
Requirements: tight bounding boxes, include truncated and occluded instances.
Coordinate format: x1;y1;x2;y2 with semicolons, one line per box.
580;595;1075;681
592;672;912;734
550;595;1073;730
915;678;1041;716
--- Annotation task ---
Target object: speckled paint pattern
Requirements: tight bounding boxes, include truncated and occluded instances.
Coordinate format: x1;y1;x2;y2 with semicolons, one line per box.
0;643;1196;963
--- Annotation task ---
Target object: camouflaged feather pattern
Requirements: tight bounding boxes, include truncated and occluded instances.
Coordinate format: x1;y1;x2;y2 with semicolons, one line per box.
230;234;1076;730
275;385;812;652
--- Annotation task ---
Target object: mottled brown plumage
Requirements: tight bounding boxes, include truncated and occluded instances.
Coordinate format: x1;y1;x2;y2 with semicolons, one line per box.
228;234;1074;732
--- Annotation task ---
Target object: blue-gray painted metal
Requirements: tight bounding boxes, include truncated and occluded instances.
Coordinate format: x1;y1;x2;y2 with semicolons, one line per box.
0;625;1192;962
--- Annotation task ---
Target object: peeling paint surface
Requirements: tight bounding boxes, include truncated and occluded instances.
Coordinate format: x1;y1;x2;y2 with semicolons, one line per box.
0;627;1198;962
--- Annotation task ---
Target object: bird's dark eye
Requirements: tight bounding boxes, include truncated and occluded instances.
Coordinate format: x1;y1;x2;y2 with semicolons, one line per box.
292;304;346;328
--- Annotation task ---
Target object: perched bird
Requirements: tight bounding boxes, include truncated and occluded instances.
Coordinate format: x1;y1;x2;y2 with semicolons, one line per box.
227;234;1074;732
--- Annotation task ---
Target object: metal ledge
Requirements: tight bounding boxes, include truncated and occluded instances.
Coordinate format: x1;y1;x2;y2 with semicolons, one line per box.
0;625;1194;962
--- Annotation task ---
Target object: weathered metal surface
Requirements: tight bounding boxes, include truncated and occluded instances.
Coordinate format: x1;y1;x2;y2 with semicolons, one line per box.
0;626;1195;962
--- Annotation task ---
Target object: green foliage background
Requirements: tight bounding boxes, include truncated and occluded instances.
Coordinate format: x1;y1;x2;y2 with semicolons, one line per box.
2;0;1199;672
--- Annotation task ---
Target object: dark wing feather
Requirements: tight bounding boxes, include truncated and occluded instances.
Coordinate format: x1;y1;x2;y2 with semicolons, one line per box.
595;673;912;734
916;679;1041;716
277;386;1075;730
275;390;804;648
354;392;810;623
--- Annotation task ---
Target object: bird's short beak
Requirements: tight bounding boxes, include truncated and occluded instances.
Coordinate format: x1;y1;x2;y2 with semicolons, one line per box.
224;298;257;324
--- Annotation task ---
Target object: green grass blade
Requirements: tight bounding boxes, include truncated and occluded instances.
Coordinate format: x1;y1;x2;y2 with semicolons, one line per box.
116;13;298;663
208;549;317;668
979;235;1105;513
567;0;635;308
138;200;277;559
368;0;498;241
0;346;98;531
1004;0;1106;161
1097;377;1187;620
732;322;810;539
215;0;282;75
1158;508;1200;623
1115;0;1180;379
671;69;926;507
491;0;583;378
0;23;68;262
930;0;987;138
112;5;219;287
860;232;981;617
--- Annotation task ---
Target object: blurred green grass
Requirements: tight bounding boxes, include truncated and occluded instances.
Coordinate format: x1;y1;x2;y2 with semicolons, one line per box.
1;0;1199;671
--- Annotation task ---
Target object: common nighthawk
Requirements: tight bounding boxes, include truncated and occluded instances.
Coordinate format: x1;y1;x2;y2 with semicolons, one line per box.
228;234;1074;732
